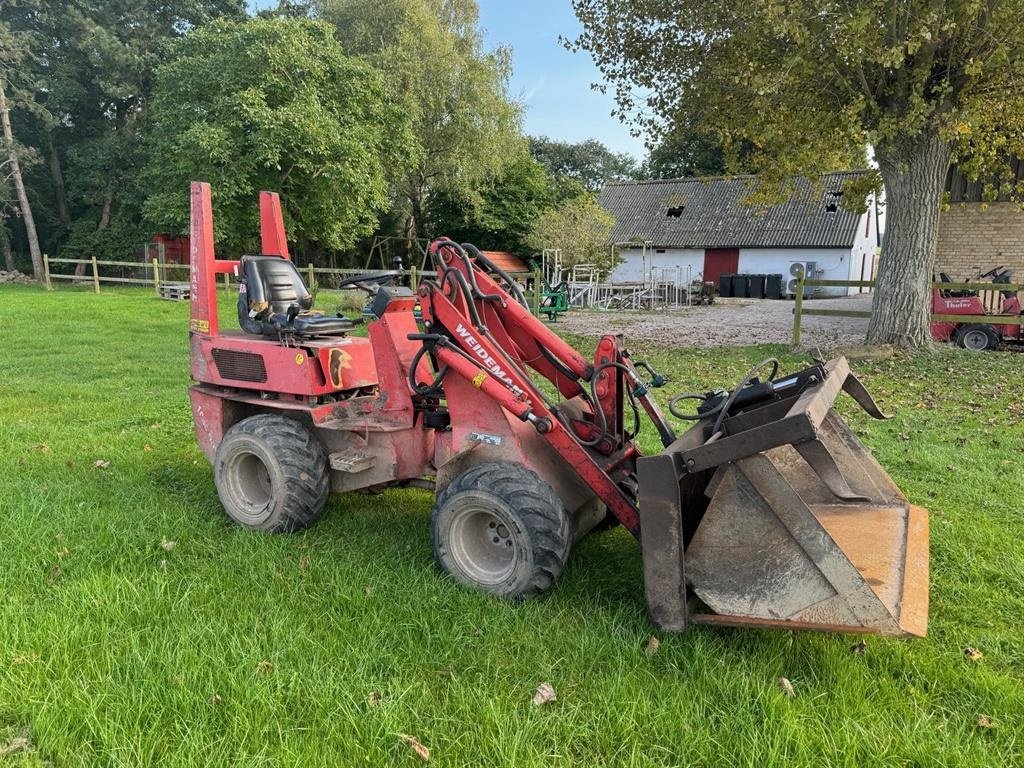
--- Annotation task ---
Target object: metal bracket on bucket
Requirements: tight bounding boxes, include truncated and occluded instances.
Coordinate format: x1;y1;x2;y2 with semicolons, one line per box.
638;356;929;637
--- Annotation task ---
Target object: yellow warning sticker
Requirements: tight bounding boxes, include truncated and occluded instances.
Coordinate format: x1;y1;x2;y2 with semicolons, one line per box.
189;319;210;333
295;353;304;365
472;371;487;388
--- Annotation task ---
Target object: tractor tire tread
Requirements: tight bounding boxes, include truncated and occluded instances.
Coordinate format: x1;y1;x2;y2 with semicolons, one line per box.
217;414;329;533
433;461;570;598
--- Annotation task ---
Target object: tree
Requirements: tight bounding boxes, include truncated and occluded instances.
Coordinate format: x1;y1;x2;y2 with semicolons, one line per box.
426;153;557;254
313;0;522;241
3;0;245;265
571;1;1024;348
526;195;616;274
0;17;44;281
529;136;637;192
142;18;414;254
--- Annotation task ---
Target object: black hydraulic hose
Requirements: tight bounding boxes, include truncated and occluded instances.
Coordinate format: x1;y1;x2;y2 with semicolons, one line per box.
668;393;711;420
463;242;529;308
434;239;503;304
407;343;448;395
438;268;485;330
538;343;584;388
668;358;780;424
709;358;780;438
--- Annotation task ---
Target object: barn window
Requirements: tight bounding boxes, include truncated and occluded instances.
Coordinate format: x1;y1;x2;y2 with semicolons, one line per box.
666;206;685;217
824;190;843;213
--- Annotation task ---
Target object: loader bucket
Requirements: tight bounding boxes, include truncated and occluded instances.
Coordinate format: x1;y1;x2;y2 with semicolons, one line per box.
638;357;929;636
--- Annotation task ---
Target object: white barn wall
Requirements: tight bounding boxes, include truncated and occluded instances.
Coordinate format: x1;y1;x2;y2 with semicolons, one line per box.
848;206;879;293
609;247;704;284
737;248;853;296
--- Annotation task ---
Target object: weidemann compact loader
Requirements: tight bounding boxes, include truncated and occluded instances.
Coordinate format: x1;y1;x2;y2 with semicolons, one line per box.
188;182;928;635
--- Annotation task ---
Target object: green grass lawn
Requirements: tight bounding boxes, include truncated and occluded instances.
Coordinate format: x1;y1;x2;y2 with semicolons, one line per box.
1;285;1022;767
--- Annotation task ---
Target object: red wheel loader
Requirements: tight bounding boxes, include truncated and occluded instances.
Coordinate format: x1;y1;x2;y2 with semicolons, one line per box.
188;182;929;636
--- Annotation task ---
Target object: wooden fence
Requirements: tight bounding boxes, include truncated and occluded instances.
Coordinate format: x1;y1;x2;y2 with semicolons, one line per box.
791;277;1024;345
42;255;549;317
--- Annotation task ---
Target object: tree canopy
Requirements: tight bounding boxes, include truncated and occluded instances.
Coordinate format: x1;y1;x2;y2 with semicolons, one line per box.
526;195;616;274
571;0;1024;347
6;0;245;264
313;0;522;239
529;136;637;192
142;17;414;253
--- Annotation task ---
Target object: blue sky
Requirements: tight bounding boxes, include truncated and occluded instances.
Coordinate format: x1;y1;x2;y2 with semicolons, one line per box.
246;0;646;160
476;0;645;159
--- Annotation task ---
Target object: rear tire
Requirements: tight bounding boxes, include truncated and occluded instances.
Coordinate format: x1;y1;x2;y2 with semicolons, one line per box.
955;323;999;351
432;462;570;599
214;414;329;532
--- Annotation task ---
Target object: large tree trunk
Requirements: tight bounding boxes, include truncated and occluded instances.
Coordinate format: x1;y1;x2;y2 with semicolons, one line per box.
867;129;952;348
47;132;71;231
1;228;14;272
405;179;425;264
0;78;44;282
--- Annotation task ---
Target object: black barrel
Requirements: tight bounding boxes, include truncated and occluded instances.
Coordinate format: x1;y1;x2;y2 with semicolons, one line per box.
719;274;734;297
749;274;767;299
766;273;783;299
732;274;749;298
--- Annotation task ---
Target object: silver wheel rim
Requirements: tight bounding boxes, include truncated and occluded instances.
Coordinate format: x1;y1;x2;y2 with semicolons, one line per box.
225;450;274;524
961;329;989;350
448;505;518;585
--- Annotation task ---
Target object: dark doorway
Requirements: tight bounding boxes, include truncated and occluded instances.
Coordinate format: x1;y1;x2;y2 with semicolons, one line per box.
703;248;739;286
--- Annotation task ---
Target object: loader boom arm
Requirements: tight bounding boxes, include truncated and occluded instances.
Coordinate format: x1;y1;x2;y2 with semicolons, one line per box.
412;238;928;637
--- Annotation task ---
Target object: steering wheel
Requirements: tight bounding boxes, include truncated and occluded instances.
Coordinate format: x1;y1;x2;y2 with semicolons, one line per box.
335;271;401;294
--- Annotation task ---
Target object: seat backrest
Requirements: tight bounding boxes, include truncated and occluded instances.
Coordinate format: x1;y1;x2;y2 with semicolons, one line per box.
241;255;313;318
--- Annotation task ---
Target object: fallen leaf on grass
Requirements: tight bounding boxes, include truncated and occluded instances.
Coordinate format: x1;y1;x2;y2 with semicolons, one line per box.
160;539;176;552
363;585;373;597
151;423;162;430
850;641;867;655
645;636;661;656
778;677;796;698
367;691;383;708
964;646;984;661
256;660;273;675
31;444;51;453
143;444;153;452
532;682;557;706
399;734;429;761
977;714;995;729
298;555;310;571
94;459;110;469
0;736;29;757
207;693;223;706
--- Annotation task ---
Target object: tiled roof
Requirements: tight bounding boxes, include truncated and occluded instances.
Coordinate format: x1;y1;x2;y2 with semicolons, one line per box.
481;250;530;273
598;170;870;249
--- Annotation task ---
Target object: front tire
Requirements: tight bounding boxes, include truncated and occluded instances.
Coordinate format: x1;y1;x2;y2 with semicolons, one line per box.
956;323;999;351
214;414;329;532
432;462;570;599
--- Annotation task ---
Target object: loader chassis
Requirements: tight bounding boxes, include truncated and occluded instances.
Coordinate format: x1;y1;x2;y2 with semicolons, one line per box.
187;182;929;636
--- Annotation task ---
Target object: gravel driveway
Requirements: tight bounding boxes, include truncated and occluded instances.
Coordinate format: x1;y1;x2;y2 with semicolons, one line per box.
555;294;874;349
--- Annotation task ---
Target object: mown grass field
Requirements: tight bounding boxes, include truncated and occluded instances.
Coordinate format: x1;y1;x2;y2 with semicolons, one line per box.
1;285;1022;767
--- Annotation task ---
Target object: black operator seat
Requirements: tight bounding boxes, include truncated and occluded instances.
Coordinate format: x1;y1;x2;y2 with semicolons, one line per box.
237;255;354;337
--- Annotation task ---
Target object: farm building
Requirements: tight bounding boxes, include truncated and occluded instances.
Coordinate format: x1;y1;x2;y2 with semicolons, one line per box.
935;162;1024;281
597;170;881;297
